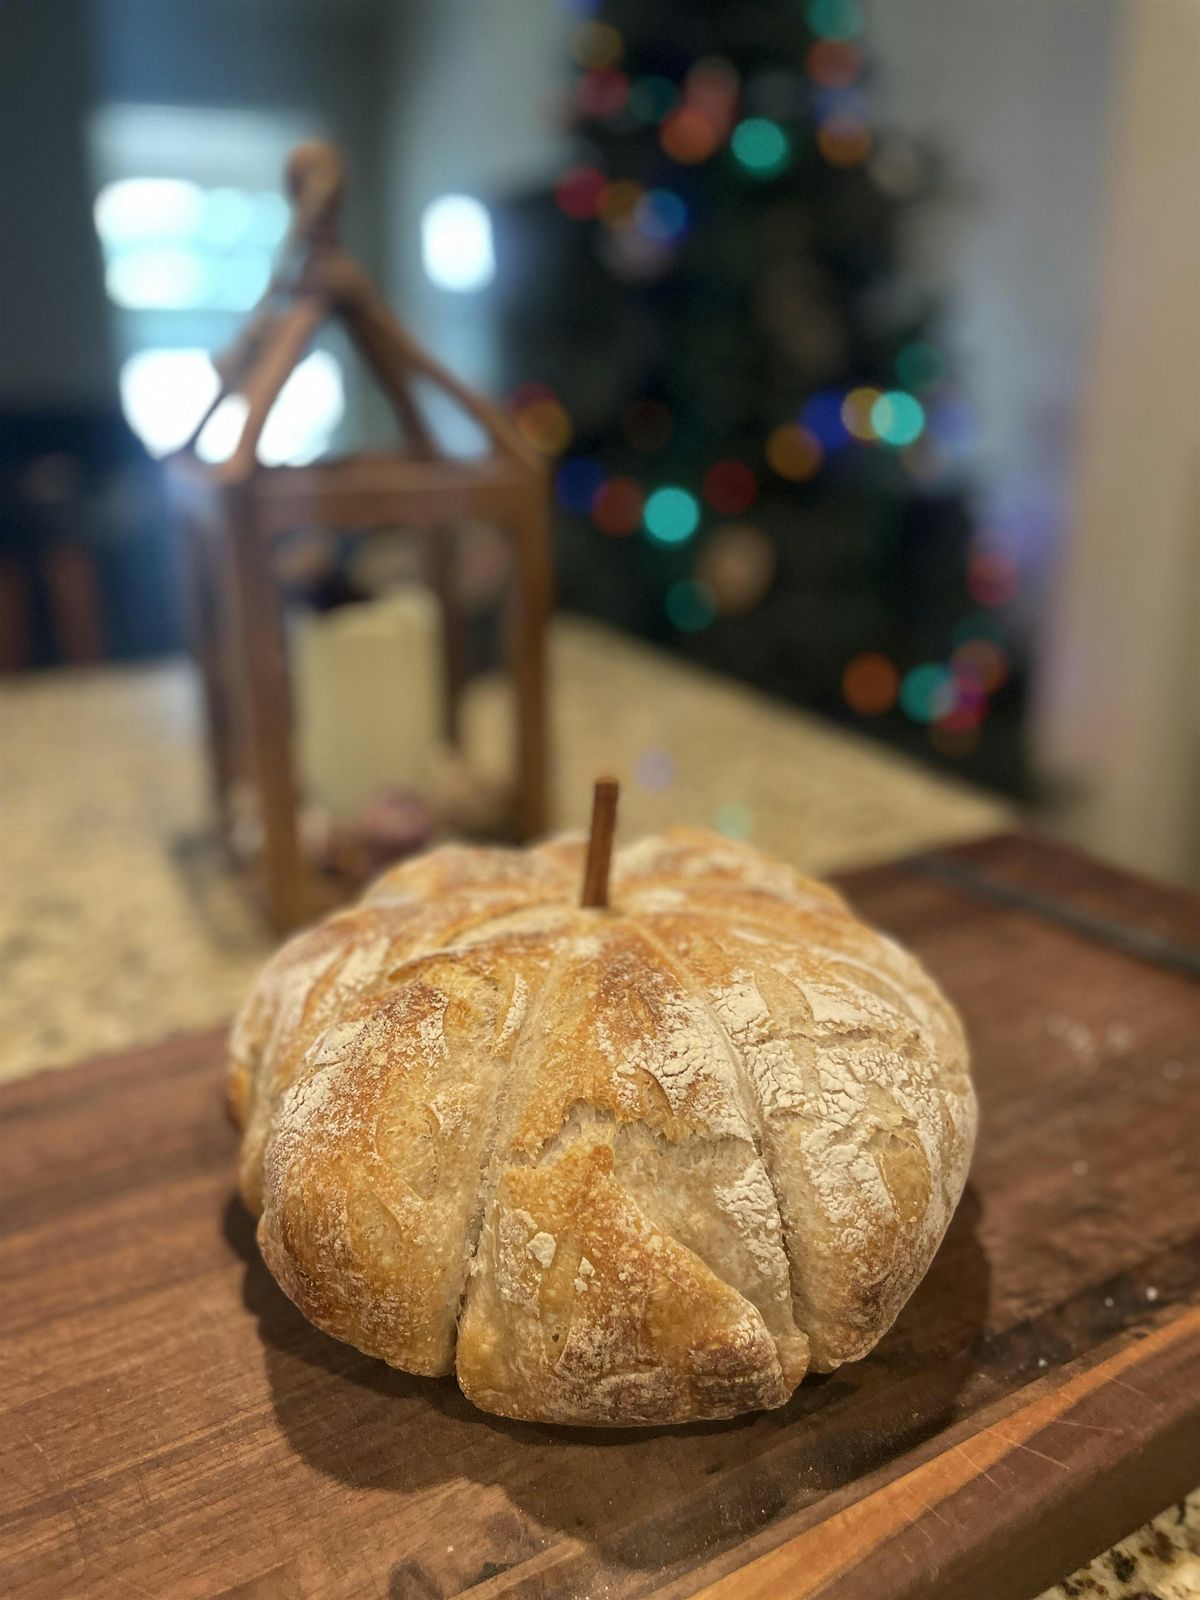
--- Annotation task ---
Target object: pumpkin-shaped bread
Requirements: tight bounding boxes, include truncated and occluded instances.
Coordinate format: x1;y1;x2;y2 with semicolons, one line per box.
229;827;975;1426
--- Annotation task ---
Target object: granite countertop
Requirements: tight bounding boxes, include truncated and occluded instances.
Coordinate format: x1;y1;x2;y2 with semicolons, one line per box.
1;616;1195;1597
0;617;1014;1081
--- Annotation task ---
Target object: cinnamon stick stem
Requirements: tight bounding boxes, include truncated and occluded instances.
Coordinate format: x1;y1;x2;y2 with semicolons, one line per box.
581;778;619;908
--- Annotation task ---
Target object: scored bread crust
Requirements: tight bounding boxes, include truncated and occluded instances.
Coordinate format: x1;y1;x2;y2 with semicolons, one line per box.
230;828;975;1426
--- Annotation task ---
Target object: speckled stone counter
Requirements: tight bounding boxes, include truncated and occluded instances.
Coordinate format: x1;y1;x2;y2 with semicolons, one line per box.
2;618;1196;1598
0;618;1013;1081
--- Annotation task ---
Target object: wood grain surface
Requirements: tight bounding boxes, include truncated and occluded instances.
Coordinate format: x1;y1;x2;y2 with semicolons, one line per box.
2;833;1197;1600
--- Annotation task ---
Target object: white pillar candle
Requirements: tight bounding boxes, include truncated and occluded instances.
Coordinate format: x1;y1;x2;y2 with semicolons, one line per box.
295;587;443;821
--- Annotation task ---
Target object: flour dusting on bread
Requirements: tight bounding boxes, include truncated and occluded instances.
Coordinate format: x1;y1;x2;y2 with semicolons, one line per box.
231;828;974;1423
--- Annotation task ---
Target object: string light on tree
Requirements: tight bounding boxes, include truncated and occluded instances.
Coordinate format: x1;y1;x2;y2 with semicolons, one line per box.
592;476;644;535
900;663;957;724
805;41;862;89
525;0;1017;787
665;577;717;631
843;652;900;715
953;612;1007;649
807;0;865;41
555;166;608;220
554;456;606;514
765;422;823;480
802;390;851;450
817;113;872;168
514;395;572;456
571;20;624;70
577;68;630;120
701;460;759;515
841;386;882;442
660;108;721;165
644;486;701;544
598;180;643;227
697;523;777;615
731;118;791;177
951;638;1009;693
871;390;925;445
635;188;690;243
967;548;1021;606
628;75;679;124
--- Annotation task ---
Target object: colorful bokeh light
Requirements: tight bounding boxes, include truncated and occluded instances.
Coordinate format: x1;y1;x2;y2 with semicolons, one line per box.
628;75;679;124
967;549;1021;606
666;577;717;631
508;380;556;413
801;389;850;450
953;612;1007;648
554;166;608;220
592;476;644;536
731;117;790;177
697;523;777;615
571;20;624;70
807;0;865;41
805;40;862;89
900;663;957;724
951;638;1009;693
577;67;630;120
842;652;900;715
635;748;675;791
714;802;753;840
554;455;605;513
896;341;947;393
841;385;881;442
516;399;572;456
598;179;643;227
660;108;721;165
702;460;758;515
817;114;872;168
636;188;690;243
686;56;740;113
871;390;925;446
766;422;823;480
644;485;701;544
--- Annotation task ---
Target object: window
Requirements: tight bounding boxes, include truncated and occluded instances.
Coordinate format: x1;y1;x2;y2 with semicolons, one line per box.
89;105;344;462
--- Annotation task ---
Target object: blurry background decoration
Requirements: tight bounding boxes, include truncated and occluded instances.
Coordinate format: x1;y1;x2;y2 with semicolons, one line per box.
492;0;1029;794
0;0;1196;886
169;141;551;932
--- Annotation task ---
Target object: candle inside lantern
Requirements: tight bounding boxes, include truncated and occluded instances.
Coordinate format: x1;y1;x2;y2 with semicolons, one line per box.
295;587;443;821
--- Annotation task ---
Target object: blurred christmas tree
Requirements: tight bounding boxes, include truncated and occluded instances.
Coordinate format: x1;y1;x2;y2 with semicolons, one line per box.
492;0;1027;792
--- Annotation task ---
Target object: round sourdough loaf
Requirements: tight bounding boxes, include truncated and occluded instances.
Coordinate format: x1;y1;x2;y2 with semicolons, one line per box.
229;828;975;1426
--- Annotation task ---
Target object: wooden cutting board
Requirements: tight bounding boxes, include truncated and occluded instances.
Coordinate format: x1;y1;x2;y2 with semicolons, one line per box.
2;834;1198;1600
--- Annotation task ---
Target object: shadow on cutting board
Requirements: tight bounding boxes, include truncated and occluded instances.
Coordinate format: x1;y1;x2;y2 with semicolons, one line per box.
222;1186;990;1578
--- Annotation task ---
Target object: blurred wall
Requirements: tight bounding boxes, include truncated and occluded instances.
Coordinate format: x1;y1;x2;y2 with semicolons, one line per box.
0;0;398;416
0;0;114;408
1033;0;1200;887
87;0;392;280
864;0;1119;624
381;0;572;396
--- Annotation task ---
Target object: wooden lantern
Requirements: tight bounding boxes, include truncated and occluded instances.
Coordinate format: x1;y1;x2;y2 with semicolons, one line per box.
167;142;552;933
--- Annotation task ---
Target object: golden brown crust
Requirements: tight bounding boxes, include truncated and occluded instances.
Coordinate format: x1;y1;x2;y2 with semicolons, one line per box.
232;830;975;1425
